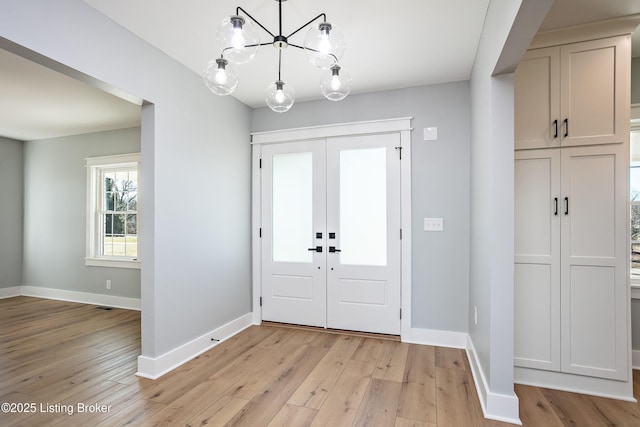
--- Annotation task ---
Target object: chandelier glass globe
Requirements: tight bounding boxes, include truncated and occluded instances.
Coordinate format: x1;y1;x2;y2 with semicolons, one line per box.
217;15;260;64
203;58;238;96
304;22;345;69
265;80;295;113
321;65;352;101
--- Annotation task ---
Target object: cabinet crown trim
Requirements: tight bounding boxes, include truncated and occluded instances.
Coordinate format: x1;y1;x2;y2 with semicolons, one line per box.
530;14;640;49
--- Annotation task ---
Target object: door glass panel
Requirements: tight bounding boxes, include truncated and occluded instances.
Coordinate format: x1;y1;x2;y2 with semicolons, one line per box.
339;147;387;266
272;152;313;263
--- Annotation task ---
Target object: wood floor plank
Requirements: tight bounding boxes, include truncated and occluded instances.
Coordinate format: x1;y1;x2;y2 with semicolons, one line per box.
397;345;437;423
139;326;278;404
183;395;250;427
514;384;564;427
435;347;466;371
435;367;485;427
310;358;377;427
3;297;640;427
224;338;335;426
373;340;409;382
352;337;385;363
540;387;636;427
224;338;308;400
353;378;403;427
396;417;437;427
267;403;318;427
288;334;362;409
145;377;237;425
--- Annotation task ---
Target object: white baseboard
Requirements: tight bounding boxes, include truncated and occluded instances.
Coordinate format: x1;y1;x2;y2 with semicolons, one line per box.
136;312;254;380
466;335;522;425
20;286;141;310
404;327;467;348
0;287;21;299
633;350;640;370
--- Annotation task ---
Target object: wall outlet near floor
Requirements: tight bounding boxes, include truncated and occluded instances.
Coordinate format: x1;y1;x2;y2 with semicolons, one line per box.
474;306;478;325
106;279;111;290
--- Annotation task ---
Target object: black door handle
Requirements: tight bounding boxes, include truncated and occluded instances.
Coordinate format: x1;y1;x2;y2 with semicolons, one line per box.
554;197;558;216
308;246;322;253
329;246;341;253
563;118;568;138
564;197;569;215
553;120;558;138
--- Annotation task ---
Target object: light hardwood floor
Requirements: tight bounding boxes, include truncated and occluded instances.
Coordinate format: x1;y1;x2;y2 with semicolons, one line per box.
1;296;639;426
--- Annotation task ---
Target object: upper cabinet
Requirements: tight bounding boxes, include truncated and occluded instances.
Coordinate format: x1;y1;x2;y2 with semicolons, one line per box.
515;35;630;150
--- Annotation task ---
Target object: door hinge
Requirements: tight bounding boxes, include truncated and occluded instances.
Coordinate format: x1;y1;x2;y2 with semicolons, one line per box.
400;229;402;240
259;297;262;307
259;227;262;238
395;146;402;160
259;158;262;168
400;308;402;319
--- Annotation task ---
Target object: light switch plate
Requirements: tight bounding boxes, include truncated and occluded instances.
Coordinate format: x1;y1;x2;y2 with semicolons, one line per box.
424;217;444;231
423;127;438;141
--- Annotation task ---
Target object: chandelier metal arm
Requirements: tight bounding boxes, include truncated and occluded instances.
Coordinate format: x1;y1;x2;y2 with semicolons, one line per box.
287;43;338;64
235;6;275;38
221;42;272;57
286;13;327;39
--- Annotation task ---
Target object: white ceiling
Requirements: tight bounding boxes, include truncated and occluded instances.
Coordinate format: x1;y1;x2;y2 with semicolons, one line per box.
83;0;492;108
2;0;640;142
0;48;141;142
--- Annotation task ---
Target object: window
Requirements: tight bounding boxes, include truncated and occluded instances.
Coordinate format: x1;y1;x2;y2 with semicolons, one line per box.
86;153;140;269
631;127;640;283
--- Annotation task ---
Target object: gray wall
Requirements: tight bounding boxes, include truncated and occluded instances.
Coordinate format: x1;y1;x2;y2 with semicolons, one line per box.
22;128;141;298
0;137;23;289
1;0;252;358
469;0;553;400
252;82;471;333
632;57;640;105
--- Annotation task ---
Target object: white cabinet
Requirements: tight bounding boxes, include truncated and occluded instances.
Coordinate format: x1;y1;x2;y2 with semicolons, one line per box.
514;149;560;371
514;145;628;381
515;36;629;150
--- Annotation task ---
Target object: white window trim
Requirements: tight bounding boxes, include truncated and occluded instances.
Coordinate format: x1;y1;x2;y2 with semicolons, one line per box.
85;153;141;269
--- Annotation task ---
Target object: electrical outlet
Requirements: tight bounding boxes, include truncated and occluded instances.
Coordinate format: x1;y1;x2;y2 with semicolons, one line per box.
424;218;444;232
474;306;478;325
106;280;111;290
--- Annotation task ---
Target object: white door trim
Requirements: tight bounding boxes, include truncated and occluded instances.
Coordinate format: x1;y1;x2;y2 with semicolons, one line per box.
251;118;413;340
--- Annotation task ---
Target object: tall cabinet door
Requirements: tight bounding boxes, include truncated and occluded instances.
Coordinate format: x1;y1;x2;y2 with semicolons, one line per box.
514;149;561;371
560;36;630;147
514;47;560;150
560;144;628;380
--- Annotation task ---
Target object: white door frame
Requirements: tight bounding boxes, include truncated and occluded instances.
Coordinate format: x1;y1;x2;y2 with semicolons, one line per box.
251;118;413;340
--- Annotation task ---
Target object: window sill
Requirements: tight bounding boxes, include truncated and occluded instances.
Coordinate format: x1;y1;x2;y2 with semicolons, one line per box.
85;258;140;269
631;285;640;300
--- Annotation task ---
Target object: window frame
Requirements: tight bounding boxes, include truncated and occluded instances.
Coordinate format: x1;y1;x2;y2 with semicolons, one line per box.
85;153;141;269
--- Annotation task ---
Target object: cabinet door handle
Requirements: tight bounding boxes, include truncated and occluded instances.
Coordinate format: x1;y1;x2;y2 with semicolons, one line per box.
564;197;569;215
553;120;558;138
554;197;558;216
563;118;568;138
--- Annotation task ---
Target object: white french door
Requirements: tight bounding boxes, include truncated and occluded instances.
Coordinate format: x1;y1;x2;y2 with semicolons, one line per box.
261;133;401;335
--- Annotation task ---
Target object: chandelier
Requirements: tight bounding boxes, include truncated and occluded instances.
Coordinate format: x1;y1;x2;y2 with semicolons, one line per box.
203;0;352;113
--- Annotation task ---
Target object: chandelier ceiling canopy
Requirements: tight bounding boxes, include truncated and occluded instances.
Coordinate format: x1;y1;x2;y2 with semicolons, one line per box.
203;0;351;113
